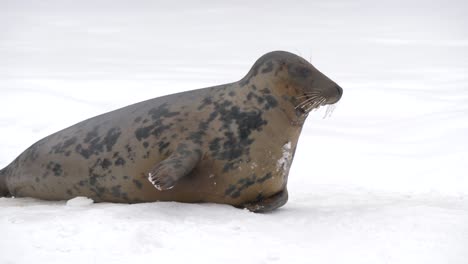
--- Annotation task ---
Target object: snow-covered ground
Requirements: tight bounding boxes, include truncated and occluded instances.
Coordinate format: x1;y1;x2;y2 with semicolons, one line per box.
1;0;467;263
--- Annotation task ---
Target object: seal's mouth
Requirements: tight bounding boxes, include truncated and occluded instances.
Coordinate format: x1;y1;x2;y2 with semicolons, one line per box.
294;85;342;118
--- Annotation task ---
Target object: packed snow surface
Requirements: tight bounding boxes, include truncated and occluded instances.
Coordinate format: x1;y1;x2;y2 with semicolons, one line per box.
1;0;467;263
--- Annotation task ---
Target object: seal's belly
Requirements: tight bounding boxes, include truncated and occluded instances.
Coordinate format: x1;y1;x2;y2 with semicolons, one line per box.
8;152;286;206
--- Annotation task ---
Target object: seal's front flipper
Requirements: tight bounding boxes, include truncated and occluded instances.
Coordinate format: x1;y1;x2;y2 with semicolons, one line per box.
147;143;202;191
243;188;288;213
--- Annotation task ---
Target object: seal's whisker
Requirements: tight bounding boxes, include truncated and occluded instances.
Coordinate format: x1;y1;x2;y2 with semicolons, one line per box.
323;104;336;119
294;96;320;109
317;98;326;107
306;98;326;112
301;97;322;110
295;99;311;109
329;104;337;117
296;92;321;97
302;101;316;112
329;105;336;118
307;97;321;107
305;99;321;113
295;94;320;99
318;99;326;110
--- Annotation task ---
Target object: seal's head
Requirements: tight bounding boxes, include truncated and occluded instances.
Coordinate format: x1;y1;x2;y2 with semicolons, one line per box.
242;51;343;119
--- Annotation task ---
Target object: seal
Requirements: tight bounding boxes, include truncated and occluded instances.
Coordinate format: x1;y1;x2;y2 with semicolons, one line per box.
0;51;342;212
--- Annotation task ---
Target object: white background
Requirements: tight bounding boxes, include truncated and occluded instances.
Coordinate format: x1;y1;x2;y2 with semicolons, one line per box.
1;1;467;263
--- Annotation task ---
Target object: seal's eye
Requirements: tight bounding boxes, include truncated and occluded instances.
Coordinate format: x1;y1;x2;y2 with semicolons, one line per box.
293;66;312;78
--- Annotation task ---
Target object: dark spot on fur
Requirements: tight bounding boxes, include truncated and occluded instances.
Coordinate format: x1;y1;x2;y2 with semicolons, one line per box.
143;142;149;148
158;141;170;153
261;60;274;73
101;159;112;170
222;131;244;159
228;91;236;97
85;158;115;197
134;104;177;141
96;187;105;196
209;138;222;153
275;59;287;75
264;95;278;110
198;96;213;110
257;172;273;183
225;185;236;196
231;190;241;198
46;162;63;177
187;107;220;145
75;127;121;159
188;131;204;145
132;179;143;189
256;96;265;104
84;127;99;143
103;128;120;149
149;104;180;120
260;87;271;94
135;126;153;141
255;193;264;202
246;90;277;110
205;101;267;172
89;174;98;186
50;137;77;155
134;116;142;123
125;145;136;161
111;185;121;197
66;189;73;196
238;177;256;188
224;175;258;198
114;157;126;166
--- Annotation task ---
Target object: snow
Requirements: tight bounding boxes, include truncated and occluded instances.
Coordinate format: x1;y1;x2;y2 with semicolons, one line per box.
66;197;94;207
1;0;468;263
1;188;467;264
276;141;292;177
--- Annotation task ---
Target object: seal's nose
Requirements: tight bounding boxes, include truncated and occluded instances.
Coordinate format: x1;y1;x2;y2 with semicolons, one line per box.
335;85;343;102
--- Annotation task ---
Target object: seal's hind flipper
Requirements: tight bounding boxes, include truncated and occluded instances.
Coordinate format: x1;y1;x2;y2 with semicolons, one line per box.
243;188;288;213
0;167;10;197
147;143;202;191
